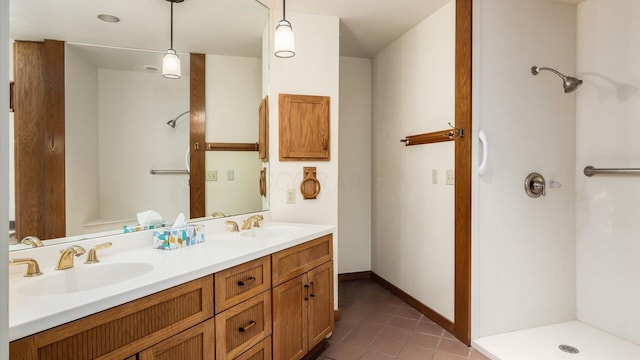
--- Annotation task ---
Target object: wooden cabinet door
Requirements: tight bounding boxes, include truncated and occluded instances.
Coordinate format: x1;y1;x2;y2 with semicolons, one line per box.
279;94;330;161
307;261;334;349
272;274;308;360
138;319;214;360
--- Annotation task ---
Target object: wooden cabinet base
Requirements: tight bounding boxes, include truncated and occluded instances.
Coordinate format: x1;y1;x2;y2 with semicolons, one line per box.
139;318;214;360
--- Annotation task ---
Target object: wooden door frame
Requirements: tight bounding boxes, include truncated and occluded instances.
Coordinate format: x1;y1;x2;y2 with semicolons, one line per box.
453;0;472;345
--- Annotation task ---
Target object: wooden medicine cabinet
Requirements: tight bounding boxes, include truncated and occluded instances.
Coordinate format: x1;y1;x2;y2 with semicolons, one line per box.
279;94;330;161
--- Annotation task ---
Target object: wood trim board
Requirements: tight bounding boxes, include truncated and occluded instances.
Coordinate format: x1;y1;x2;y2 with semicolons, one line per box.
189;53;206;219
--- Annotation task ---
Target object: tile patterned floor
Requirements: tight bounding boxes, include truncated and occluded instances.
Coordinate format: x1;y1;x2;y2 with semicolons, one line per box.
318;279;490;360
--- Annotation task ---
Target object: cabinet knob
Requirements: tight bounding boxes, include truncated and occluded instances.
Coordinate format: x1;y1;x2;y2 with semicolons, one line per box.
322;137;328;151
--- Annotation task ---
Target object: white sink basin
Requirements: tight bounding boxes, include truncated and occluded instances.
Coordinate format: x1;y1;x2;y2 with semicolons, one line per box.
240;225;303;238
18;262;154;296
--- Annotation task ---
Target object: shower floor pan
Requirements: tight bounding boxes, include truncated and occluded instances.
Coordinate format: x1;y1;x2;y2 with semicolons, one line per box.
472;321;640;360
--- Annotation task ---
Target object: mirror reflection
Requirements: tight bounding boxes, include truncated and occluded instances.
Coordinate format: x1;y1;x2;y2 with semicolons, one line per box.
9;0;269;248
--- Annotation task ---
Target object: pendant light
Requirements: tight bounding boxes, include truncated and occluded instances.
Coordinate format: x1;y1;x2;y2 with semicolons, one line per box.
274;0;295;58
162;0;183;79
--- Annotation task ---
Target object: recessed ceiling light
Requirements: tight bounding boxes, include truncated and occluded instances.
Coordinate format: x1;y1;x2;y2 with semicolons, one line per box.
97;14;120;23
144;65;159;72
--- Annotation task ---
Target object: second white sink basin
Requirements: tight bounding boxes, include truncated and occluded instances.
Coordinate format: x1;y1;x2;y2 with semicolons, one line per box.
19;262;154;296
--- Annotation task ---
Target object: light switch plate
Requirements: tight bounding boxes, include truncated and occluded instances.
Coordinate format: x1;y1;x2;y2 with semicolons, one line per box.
286;189;295;204
206;170;217;181
446;169;455;185
227;170;234;181
432;169;438;184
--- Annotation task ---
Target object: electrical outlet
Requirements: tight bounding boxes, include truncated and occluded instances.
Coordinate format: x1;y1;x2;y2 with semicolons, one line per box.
446;169;455;185
432;169;438;184
286;189;296;204
206;170;217;181
227;170;234;181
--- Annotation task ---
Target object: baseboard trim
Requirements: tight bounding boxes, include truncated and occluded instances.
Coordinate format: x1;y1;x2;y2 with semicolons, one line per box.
338;271;372;282
334;309;341;321
371;272;456;335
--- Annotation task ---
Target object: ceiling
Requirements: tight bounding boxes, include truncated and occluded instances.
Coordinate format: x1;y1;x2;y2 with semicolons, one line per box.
10;0;583;59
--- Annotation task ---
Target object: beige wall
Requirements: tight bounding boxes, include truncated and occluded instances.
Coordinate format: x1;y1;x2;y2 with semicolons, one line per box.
65;45;100;235
204;55;263;217
372;1;456;320
98;68;190;223
338;56;372;274
267;11;340;306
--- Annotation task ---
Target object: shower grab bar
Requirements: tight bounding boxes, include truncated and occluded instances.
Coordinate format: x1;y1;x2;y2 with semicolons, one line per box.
150;170;190;175
583;166;640;177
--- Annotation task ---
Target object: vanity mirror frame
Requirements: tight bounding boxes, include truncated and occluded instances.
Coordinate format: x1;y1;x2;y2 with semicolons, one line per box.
8;0;271;249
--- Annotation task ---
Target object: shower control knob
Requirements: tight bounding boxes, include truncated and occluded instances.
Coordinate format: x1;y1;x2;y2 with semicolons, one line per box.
524;172;546;198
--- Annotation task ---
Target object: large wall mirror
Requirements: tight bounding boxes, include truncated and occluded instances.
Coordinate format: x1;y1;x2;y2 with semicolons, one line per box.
9;0;270;249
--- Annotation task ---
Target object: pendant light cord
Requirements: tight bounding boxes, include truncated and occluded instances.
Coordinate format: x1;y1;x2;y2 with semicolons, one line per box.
282;0;286;20
170;2;174;49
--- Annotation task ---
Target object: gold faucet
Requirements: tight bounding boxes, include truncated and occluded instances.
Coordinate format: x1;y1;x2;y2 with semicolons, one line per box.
56;245;86;270
241;215;264;230
212;212;226;218
225;221;240;232
21;236;43;248
85;242;112;264
10;258;43;277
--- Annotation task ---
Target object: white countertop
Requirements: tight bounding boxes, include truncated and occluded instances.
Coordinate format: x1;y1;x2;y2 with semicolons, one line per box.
9;220;335;341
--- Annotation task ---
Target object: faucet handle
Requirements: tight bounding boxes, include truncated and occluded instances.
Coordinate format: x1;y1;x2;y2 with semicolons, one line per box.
225;221;240;232
59;245;86;256
85;242;112;264
21;236;43;248
10;258;43;277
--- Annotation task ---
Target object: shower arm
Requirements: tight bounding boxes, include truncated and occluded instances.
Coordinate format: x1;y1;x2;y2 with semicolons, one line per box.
532;66;568;80
173;110;190;121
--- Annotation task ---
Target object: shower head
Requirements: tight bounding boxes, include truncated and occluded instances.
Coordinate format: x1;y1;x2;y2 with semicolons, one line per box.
531;66;583;93
167;110;190;128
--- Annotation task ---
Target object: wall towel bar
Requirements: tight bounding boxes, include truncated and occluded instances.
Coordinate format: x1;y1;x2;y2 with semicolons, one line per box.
584;166;640;177
150;170;190;175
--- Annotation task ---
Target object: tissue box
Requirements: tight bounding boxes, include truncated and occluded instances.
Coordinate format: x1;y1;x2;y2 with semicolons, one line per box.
153;224;205;250
124;223;168;233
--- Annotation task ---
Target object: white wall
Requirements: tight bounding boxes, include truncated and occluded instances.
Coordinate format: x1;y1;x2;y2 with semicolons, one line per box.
371;1;456;321
473;0;577;338
98;69;190;223
204;55;263;217
575;0;640;345
65;45;100;236
1;0;10;355
267;11;340;305
338;57;372;274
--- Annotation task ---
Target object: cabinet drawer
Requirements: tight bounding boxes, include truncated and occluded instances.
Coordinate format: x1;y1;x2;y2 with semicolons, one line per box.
215;256;271;313
272;234;333;286
10;276;214;360
215;291;272;360
235;336;272;360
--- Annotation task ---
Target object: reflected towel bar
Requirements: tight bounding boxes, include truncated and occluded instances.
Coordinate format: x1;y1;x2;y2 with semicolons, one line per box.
584;166;640;177
150;170;190;175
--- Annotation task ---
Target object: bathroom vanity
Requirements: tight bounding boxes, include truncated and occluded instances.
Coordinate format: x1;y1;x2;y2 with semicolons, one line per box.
8;219;334;360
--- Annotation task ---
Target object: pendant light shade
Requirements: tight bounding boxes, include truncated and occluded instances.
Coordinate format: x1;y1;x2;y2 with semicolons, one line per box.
162;49;181;79
274;0;295;58
162;0;183;79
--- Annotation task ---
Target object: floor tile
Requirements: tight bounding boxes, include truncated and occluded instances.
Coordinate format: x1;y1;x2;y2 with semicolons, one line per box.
328;279;478;360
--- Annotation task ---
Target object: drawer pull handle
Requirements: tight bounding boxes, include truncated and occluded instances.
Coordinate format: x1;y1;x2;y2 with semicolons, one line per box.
239;320;257;333
304;284;310;301
237;277;256;286
309;281;315;298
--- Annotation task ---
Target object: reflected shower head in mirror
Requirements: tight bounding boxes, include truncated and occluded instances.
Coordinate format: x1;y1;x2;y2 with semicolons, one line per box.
167;110;190;128
531;66;583;93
